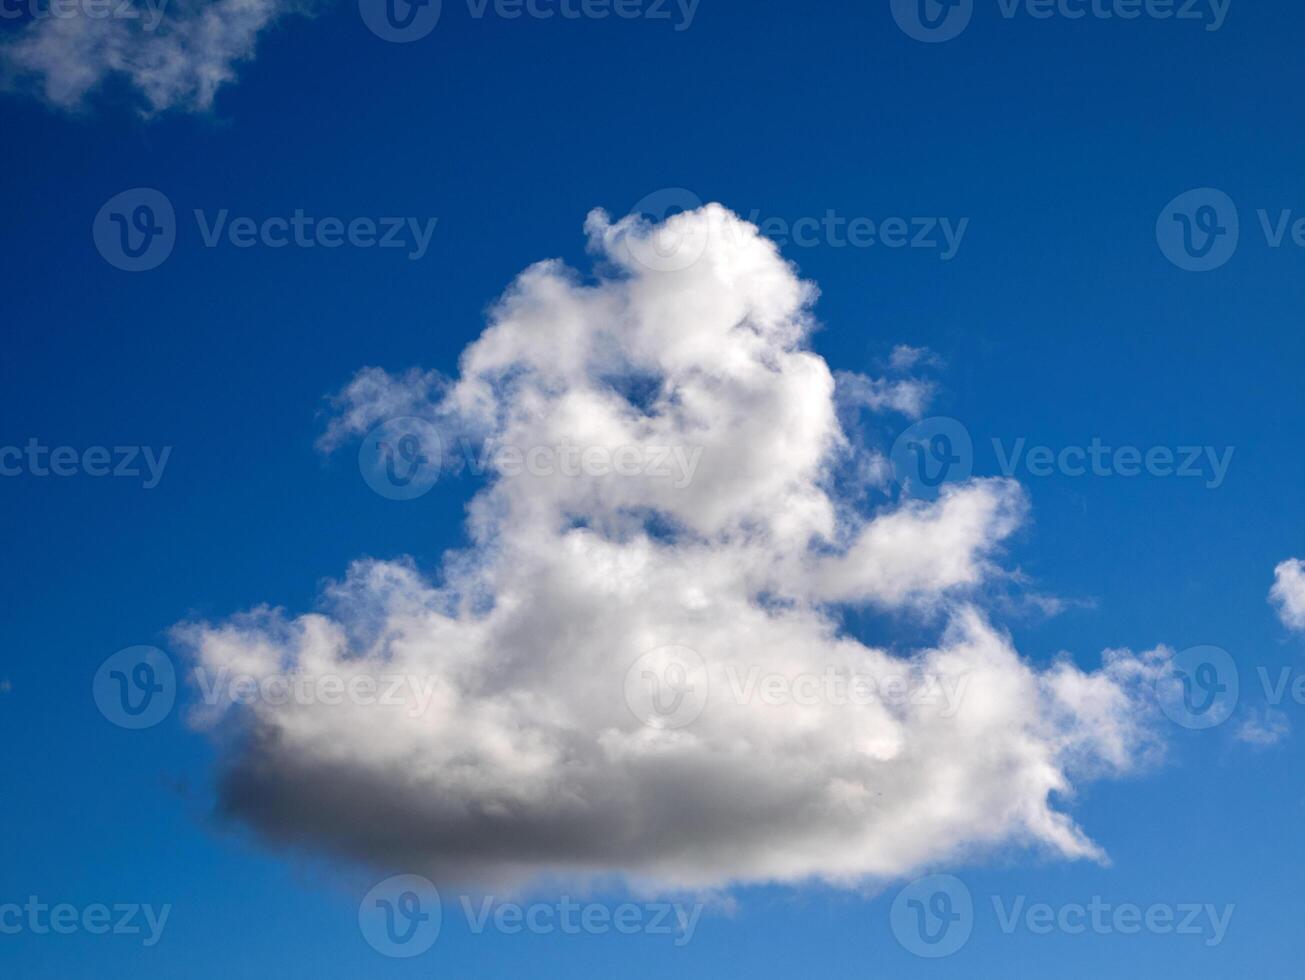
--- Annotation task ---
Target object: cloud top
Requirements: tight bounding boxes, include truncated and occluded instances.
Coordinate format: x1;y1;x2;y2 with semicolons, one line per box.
1271;559;1305;632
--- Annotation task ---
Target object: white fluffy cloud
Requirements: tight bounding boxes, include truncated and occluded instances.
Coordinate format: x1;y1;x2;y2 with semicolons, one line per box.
1271;559;1305;632
1;0;303;113
176;204;1173;893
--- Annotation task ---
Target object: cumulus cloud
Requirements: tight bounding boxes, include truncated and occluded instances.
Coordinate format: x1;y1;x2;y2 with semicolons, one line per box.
0;0;305;113
176;204;1173;893
1270;559;1305;632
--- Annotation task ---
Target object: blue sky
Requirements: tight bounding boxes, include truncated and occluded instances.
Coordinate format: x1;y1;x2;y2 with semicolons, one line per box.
3;0;1305;976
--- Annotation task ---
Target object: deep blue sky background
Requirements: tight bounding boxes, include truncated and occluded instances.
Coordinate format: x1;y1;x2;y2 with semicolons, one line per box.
3;0;1305;975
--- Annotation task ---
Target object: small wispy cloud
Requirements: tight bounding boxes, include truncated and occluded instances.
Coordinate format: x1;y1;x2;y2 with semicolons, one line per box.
1236;707;1290;748
1;0;310;114
888;344;941;372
